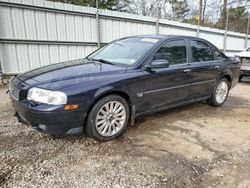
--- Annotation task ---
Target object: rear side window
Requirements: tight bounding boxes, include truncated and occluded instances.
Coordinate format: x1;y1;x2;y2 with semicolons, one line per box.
153;39;187;65
190;40;214;62
211;45;228;60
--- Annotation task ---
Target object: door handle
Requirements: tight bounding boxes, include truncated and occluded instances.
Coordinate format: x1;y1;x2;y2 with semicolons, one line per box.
214;66;220;70
184;69;192;73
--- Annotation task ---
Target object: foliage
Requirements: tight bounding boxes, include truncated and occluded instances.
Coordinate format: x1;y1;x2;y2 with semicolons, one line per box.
217;6;249;33
169;0;190;21
49;0;130;10
49;0;250;34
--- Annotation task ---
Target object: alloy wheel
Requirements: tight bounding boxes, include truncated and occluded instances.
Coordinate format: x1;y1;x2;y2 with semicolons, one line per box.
95;101;127;137
215;81;228;104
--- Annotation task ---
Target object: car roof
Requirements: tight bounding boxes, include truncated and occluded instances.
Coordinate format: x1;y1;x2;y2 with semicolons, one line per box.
132;34;203;41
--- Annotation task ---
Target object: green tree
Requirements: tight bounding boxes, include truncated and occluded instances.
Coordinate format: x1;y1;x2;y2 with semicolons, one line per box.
226;7;249;33
169;0;190;21
216;0;249;32
49;0;130;10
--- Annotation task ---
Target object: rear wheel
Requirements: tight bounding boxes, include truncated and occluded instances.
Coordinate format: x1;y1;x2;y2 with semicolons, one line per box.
86;95;130;141
208;78;229;107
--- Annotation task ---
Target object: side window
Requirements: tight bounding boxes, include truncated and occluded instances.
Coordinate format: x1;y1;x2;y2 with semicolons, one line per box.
190;40;214;62
153;40;187;65
211;45;228;60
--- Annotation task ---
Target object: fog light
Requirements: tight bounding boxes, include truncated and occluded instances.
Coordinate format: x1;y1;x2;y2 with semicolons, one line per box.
39;124;46;130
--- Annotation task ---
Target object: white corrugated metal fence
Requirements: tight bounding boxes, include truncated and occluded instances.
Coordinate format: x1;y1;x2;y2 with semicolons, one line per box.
0;0;249;74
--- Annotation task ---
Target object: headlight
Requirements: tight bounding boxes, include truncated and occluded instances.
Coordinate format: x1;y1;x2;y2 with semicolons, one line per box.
27;87;67;105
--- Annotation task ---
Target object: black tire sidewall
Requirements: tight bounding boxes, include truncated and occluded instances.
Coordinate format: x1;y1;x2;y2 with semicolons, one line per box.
86;95;130;141
239;75;243;82
209;78;229;106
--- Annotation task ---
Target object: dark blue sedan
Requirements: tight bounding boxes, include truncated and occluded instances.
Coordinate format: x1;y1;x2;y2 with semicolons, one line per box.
9;35;240;141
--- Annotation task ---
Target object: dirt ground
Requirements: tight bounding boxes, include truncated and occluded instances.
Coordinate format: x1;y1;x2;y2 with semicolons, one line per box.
0;78;250;188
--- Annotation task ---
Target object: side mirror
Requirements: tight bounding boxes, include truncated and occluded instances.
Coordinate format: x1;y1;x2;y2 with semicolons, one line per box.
145;59;170;69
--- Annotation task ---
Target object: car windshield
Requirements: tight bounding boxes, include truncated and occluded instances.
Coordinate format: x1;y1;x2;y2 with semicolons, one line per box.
88;37;159;66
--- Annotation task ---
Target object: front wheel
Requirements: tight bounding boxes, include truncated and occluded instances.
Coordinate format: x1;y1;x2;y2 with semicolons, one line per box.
86;95;130;141
208;78;230;107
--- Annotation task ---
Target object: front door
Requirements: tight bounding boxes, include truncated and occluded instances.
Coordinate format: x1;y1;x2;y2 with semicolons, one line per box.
142;39;193;112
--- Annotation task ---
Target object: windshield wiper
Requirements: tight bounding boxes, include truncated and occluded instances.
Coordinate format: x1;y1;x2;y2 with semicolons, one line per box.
91;58;115;65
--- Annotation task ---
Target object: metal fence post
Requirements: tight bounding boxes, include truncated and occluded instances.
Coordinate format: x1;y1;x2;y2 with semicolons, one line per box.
156;7;160;35
0;46;2;84
0;61;3;85
96;0;101;48
196;25;200;37
196;12;201;37
223;10;229;53
245;15;250;49
156;19;159;35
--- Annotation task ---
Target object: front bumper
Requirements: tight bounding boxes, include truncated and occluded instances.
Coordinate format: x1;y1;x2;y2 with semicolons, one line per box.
12;99;87;135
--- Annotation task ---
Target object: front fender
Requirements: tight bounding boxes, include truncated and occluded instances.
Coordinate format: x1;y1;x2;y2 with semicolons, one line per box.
94;86;117;98
93;86;134;104
92;86;136;126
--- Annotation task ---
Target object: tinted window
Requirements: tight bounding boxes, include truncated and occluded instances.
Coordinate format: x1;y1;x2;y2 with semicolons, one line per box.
190;40;214;62
153;40;187;65
211;45;227;60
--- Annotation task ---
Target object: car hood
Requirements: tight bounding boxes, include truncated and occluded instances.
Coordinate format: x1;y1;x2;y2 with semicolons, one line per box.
237;51;250;58
17;59;127;86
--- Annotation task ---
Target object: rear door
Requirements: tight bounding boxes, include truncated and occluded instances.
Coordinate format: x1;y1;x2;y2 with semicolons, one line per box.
188;39;223;99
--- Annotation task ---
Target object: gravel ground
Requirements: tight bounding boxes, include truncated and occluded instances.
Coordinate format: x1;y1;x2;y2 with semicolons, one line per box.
0;78;250;188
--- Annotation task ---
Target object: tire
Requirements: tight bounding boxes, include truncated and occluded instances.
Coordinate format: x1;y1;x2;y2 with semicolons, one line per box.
239;75;244;82
86;95;130;141
208;78;230;107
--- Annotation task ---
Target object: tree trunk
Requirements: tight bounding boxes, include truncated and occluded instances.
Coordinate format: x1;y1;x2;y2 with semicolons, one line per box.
199;0;203;25
202;0;207;23
222;0;227;29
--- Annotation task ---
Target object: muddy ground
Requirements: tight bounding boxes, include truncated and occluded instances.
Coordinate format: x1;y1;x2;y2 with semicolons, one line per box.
0;79;250;188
